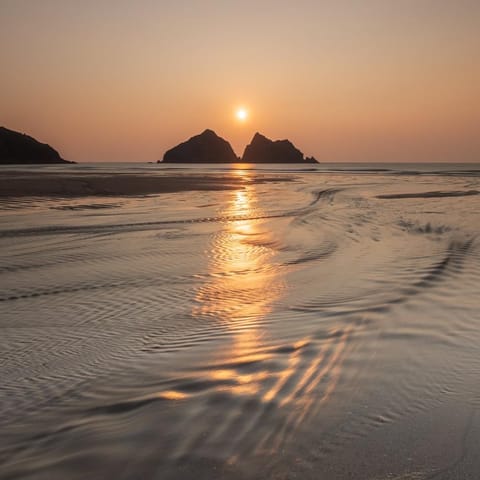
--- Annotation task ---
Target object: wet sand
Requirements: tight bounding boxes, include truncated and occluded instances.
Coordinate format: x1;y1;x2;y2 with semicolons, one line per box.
377;189;480;199
0;170;292;197
1;164;480;479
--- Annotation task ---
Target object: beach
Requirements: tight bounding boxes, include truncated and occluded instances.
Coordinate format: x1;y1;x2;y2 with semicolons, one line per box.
1;163;479;479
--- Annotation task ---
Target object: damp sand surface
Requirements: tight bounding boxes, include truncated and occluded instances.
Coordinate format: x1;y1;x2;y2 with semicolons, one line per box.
0;169;293;197
1;163;480;479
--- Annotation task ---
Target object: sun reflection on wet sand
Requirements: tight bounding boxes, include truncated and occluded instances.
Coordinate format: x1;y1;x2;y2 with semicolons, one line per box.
185;170;352;460
194;169;284;359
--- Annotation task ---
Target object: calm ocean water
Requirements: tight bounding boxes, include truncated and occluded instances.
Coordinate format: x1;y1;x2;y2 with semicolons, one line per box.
1;163;480;479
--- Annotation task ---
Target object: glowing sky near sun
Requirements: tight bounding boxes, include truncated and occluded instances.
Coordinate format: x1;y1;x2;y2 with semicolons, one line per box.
235;108;248;122
0;0;479;162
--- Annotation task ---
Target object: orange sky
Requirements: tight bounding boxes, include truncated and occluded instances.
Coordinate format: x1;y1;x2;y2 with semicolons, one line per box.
1;0;479;162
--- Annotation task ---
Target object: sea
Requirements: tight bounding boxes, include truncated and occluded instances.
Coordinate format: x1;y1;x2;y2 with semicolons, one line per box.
1;163;480;479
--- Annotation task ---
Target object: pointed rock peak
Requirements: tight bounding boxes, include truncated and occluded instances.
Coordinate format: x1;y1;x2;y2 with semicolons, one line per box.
200;129;217;137
252;132;268;141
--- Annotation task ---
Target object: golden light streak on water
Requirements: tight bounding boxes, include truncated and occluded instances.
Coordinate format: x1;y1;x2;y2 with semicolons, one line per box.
194;171;284;368
158;390;189;401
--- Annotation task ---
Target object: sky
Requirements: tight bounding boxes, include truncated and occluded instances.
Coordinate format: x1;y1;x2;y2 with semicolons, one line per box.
0;0;479;162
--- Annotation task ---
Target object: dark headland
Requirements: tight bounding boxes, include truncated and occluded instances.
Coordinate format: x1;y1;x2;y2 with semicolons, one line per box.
159;129;318;163
0;127;73;164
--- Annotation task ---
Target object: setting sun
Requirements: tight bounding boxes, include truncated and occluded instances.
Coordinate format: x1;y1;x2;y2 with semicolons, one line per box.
235;108;248;122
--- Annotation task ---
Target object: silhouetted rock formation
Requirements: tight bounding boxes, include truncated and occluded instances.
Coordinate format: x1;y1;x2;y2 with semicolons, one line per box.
0;127;73;164
242;132;318;163
161;129;238;163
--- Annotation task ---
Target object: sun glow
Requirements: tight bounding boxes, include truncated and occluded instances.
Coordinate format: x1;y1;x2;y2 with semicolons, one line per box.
235;108;248;122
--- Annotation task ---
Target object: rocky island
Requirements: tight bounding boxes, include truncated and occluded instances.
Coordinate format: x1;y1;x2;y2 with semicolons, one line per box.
242;132;318;163
0;127;73;164
160;129;318;163
161;129;238;163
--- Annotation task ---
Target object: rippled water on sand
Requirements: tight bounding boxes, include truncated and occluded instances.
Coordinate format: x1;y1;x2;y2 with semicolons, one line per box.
1;164;480;479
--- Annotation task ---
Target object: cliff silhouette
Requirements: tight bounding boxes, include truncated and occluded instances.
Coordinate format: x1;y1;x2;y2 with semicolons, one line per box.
0;127;73;164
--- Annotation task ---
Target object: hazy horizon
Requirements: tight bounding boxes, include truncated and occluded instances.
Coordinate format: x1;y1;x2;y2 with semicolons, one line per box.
1;0;479;163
